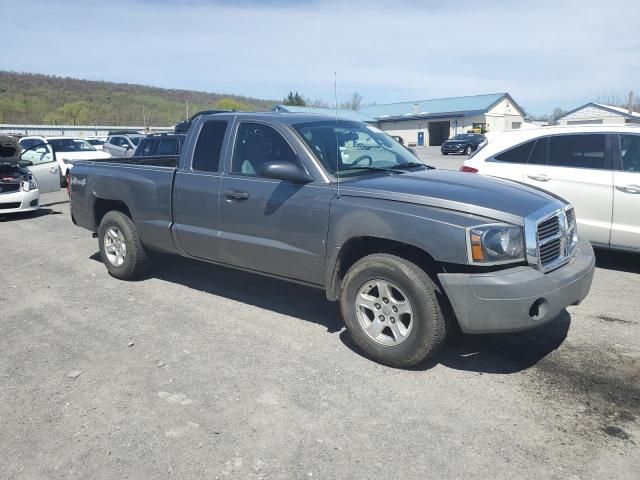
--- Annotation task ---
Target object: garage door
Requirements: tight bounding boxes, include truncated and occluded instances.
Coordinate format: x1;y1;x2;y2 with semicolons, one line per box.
428;121;450;146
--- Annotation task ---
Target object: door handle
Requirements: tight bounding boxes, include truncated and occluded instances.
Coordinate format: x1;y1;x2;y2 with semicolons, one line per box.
527;173;550;182
223;189;250;201
49;166;58;174
616;184;640;194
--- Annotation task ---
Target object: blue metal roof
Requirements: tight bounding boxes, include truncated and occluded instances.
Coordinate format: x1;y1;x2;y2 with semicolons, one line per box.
360;93;513;120
272;104;376;122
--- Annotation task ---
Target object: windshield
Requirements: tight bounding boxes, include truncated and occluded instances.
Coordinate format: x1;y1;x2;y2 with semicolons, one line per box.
293;120;424;176
48;139;96;152
86;139;104;146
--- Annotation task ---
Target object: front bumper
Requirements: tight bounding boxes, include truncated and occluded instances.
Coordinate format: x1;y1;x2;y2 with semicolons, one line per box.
441;144;467;154
0;189;40;214
438;236;595;334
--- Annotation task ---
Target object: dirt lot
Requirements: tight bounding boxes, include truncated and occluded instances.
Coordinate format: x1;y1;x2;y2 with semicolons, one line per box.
1;189;639;480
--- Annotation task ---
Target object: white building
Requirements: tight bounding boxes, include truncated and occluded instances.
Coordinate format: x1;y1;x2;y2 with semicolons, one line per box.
360;93;525;146
556;103;640;126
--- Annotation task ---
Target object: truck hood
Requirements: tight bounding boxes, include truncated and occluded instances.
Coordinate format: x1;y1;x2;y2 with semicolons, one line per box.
337;168;565;225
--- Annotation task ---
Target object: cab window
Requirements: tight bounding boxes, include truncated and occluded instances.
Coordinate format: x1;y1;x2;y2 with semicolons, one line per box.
232;123;299;176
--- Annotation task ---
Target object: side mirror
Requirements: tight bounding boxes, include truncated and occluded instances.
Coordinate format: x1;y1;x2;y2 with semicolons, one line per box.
18;159;33;167
259;161;313;184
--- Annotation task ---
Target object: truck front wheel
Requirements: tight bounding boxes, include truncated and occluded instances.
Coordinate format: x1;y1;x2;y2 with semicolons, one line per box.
98;211;150;280
340;254;447;368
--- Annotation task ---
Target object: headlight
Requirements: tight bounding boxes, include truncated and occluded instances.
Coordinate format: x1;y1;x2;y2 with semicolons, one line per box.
468;224;524;264
21;175;38;192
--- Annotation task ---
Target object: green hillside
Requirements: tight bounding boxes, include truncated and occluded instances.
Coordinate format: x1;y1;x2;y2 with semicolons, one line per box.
0;71;276;126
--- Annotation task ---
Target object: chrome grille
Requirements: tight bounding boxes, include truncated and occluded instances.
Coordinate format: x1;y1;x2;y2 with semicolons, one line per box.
535;207;577;272
537;216;560;242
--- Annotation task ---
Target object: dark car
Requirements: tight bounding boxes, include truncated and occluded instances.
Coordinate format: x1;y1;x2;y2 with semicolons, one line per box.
441;133;486;156
134;133;186;157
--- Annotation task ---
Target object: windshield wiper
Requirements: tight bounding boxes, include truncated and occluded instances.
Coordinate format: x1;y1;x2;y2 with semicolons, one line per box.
394;162;432;170
338;165;407;174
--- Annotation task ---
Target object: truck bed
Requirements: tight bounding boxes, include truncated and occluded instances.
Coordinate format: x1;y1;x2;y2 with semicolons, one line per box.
70;158;178;253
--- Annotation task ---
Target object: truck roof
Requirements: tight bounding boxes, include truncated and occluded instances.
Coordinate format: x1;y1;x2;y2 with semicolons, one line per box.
200;111;364;126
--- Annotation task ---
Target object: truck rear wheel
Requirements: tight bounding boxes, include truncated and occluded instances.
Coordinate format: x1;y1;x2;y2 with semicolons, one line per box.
98;211;149;280
340;254;447;368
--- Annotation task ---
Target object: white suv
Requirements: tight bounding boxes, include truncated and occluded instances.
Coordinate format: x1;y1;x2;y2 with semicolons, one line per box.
103;134;144;157
461;125;640;251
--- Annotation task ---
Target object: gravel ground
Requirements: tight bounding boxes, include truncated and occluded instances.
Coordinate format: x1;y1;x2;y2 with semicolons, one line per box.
1;188;638;480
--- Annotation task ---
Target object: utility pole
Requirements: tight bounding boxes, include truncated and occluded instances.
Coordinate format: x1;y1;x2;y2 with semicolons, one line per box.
629;91;635;115
186;101;190;120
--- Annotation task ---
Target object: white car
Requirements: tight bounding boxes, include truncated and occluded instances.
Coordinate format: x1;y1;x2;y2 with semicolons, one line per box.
20;136;111;185
1;136;61;214
461;124;640;251
85;136;107;150
103;134;144;157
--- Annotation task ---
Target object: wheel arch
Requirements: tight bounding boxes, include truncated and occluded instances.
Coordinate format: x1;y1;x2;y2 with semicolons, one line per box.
326;236;443;301
93;197;132;229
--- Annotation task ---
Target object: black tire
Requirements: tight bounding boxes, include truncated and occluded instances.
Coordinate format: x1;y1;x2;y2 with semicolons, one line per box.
339;254;447;368
442;152;448;156
59;169;67;188
98;210;150;280
465;146;472;155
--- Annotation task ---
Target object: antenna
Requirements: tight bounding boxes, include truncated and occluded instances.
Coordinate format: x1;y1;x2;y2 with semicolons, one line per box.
334;71;340;197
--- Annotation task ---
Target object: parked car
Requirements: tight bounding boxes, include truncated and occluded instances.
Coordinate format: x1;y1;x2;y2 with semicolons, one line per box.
103;134;144;157
461;125;640;252
69;113;594;368
355;134;379;149
19;136;110;186
441;133;487;155
0;136;61;214
134;133;186;157
85;137;107;150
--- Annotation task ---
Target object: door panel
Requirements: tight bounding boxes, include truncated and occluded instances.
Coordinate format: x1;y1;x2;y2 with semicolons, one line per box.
611;134;640;249
523;134;613;246
23;146;60;193
611;171;640;249
173;172;222;260
172;119;230;260
219;176;332;284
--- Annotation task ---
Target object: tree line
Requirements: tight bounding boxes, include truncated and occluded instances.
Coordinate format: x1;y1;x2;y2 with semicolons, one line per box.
0;71;275;126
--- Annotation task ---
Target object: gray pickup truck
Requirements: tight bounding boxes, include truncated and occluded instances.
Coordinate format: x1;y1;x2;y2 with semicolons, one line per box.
70;112;595;367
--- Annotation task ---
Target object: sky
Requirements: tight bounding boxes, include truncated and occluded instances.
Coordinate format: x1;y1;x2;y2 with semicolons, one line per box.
1;0;639;116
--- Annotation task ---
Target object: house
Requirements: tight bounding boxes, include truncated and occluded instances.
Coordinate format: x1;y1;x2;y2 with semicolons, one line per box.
360;93;525;146
555;103;640;126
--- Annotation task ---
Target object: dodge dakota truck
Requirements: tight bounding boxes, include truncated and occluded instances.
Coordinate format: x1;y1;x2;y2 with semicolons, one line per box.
69;112;595;368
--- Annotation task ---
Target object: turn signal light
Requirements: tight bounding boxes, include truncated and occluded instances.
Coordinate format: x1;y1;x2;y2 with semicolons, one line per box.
470;233;485;261
460;165;478;173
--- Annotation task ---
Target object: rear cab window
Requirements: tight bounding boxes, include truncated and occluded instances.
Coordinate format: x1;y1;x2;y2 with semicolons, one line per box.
192;121;229;172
